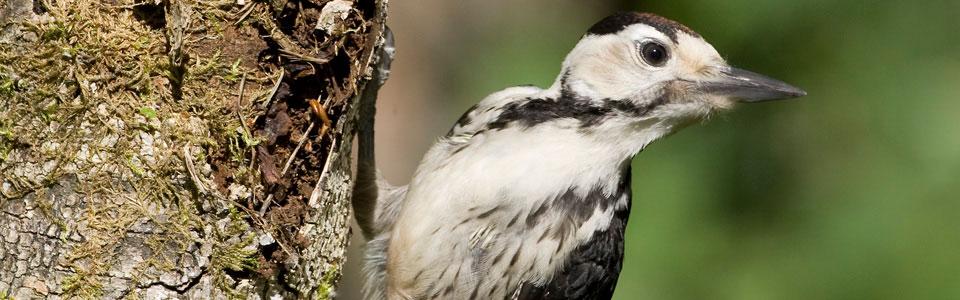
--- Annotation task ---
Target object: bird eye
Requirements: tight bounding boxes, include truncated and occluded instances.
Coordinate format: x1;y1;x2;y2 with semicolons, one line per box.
640;41;669;67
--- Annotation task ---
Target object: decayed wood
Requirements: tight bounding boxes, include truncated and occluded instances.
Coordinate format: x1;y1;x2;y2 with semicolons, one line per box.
0;0;388;298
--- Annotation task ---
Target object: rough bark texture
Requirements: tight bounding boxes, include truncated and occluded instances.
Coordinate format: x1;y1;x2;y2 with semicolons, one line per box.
0;0;387;298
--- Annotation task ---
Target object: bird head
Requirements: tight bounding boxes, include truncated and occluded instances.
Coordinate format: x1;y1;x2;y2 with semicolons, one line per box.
556;12;806;125
444;12;807;160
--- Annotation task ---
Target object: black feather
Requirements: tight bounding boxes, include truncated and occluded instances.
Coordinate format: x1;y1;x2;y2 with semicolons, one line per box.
513;170;632;300
487;75;672;131
586;12;700;42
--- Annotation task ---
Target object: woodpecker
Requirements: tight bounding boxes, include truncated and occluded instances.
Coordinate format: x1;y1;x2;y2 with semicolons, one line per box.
353;12;806;300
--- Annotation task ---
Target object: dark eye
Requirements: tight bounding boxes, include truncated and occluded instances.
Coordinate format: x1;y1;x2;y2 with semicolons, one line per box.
640;41;669;67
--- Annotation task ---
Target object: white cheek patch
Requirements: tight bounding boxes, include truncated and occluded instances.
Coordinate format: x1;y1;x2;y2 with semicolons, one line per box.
565;35;664;100
565;36;629;100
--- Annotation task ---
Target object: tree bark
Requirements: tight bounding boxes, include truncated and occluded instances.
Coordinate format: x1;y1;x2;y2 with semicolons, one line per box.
0;0;387;298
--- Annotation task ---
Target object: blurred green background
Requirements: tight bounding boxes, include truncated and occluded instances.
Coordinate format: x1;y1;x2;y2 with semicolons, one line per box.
340;1;960;299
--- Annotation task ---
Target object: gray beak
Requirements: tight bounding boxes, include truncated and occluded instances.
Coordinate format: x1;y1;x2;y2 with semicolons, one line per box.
698;67;807;102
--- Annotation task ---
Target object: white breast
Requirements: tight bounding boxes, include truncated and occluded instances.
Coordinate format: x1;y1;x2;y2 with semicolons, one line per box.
386;120;631;299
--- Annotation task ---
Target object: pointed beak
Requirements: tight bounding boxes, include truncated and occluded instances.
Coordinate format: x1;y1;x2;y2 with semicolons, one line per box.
697;66;806;102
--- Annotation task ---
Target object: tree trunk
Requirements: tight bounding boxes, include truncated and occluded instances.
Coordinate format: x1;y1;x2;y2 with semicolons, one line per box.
0;0;387;298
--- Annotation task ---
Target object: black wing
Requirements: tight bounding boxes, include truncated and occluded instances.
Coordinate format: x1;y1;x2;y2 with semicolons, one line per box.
513;181;632;300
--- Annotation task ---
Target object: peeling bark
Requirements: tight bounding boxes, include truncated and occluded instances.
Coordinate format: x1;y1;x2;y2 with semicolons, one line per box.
0;0;388;298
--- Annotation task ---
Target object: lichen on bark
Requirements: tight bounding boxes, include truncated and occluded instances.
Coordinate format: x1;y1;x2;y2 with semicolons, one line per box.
0;0;388;298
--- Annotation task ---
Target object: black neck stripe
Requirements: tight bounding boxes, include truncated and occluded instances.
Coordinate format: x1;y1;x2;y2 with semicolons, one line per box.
486;76;673;131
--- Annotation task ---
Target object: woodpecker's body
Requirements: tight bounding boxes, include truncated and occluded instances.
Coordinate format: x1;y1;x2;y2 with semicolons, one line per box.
357;12;805;300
